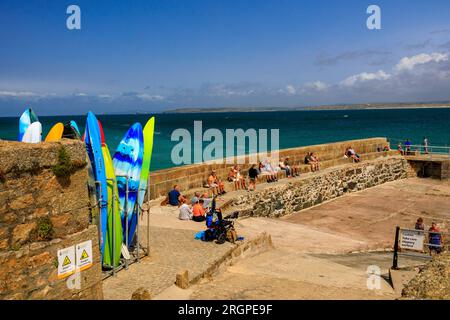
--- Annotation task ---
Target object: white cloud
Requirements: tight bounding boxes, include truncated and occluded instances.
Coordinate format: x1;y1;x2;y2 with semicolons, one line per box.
136;93;164;101
395;52;448;71
0;90;38;98
97;94;111;99
341;70;391;87
285;84;296;95
304;81;328;92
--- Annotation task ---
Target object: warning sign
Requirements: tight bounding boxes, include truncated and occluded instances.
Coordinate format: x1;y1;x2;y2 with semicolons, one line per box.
400;230;425;251
57;246;76;279
76;240;93;271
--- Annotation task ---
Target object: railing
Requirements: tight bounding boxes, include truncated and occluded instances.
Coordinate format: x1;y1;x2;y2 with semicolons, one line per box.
404;145;450;156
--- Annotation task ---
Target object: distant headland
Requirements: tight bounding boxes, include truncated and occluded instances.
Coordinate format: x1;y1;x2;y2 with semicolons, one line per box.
164;102;450;114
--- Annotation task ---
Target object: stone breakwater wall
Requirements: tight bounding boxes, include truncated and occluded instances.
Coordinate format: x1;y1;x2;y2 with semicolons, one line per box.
402;251;450;299
148;137;389;199
0;139;103;300
229;156;413;218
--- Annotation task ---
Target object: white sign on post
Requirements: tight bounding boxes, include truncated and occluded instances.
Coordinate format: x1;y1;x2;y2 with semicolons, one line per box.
57;246;76;279
76;240;93;271
400;230;425;251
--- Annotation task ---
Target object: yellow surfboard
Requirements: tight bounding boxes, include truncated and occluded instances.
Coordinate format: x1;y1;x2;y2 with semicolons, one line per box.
45;122;64;142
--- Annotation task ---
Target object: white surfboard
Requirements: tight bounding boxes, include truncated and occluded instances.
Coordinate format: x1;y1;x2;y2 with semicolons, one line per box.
22;121;42;143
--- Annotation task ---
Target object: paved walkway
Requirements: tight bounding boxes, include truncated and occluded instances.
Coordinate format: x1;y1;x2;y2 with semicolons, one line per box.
102;226;236;299
182;178;450;300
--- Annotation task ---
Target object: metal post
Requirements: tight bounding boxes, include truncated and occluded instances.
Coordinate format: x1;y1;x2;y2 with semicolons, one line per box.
147;179;150;257
392;226;400;269
107;178;116;277
95;181;103;266
136;199;140;263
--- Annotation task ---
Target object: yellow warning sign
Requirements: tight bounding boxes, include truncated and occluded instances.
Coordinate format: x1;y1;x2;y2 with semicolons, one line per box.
76;240;93;272
57;246;76;279
62;256;72;267
81;250;89;260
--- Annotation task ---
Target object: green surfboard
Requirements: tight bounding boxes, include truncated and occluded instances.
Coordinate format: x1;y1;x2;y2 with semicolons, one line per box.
138;117;156;208
102;145;123;268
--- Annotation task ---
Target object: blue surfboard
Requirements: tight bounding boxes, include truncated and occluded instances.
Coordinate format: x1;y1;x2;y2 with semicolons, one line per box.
19;108;38;141
70;120;81;137
84;112;109;258
113;123;144;247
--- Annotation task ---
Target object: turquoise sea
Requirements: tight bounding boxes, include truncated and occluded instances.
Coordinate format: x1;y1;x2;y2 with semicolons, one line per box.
1;108;449;171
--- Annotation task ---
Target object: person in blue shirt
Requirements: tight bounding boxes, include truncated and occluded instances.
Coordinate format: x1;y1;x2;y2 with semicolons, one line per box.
404;139;412;155
162;185;186;207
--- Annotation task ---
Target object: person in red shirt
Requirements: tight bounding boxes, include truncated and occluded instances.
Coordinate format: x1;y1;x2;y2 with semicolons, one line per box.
192;199;206;222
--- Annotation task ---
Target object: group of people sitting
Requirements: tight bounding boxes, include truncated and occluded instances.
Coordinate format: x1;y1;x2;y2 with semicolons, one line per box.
161;185;213;222
344;146;361;162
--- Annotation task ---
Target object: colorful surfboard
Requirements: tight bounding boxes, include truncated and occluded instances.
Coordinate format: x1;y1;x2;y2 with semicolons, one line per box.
113;123;144;247
138;117;155;208
84;112;108;258
102;144;123;267
22;121;42;143
45;122;64;142
83;125;99;251
19;108;38;141
62;121;81;140
70;120;81;137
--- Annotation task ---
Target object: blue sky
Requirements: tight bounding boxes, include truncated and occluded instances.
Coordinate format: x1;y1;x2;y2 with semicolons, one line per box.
1;0;450;115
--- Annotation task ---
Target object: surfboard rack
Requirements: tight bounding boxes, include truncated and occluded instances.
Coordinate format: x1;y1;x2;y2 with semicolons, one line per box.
101;176;150;279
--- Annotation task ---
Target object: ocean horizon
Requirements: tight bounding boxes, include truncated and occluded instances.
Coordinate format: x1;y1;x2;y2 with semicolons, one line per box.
1;108;449;171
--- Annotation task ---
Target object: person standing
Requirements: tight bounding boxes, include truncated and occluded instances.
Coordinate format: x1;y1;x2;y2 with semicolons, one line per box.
423;137;429;154
248;164;259;191
415;217;425;230
404;139;412;155
428;222;443;255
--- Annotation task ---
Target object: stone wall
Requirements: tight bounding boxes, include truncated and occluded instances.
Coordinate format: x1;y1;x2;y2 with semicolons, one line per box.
148;137;389;199
0;139;103;300
229;156;412;218
407;159;450;179
402;251;450;299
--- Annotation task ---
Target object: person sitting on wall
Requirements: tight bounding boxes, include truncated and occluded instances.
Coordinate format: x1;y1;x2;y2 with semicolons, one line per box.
228;165;241;190
207;170;226;195
260;160;277;183
161;184;187;207
178;198;193;220
310;153;320;171
236;165;247;190
279;158;292;177
305;152;318;172
284;157;299;177
344;146;361;162
192;199;206;222
263;159;278;182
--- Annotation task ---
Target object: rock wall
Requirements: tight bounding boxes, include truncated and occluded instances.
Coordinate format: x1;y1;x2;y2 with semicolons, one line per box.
230;156;412;218
0;139;103;300
402;251;450;299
